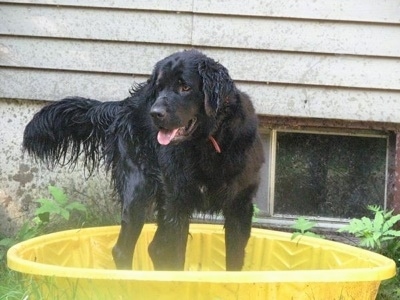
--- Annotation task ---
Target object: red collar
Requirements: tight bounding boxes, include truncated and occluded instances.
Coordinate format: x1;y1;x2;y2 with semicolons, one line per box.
209;136;221;153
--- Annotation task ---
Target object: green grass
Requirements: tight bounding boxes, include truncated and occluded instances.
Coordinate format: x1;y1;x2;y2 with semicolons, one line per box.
376;272;400;300
0;264;27;300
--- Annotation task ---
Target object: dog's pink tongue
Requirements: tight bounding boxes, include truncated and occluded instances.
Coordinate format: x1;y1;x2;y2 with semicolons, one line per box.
157;128;179;145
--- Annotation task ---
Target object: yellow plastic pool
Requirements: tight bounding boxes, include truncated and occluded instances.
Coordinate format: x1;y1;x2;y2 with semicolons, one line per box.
7;224;396;299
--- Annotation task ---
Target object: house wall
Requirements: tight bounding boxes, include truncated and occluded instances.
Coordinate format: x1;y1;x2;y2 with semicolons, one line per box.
1;0;399;234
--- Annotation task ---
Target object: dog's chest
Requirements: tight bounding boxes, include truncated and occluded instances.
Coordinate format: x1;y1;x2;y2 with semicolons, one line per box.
199;185;208;194
195;183;226;211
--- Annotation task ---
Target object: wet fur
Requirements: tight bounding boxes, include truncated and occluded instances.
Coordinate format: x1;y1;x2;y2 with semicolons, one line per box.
23;50;264;271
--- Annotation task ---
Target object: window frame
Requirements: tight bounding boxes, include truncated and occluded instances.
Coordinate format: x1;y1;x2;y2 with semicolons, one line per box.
253;127;390;229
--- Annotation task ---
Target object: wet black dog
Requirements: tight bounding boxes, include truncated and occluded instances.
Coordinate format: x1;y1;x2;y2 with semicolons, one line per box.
23;50;264;271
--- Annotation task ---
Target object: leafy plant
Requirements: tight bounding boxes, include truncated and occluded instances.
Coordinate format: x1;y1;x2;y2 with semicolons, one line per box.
0;184;120;299
252;204;261;221
0;222;39;261
338;205;400;255
291;217;324;241
34;185;87;223
0;186;87;261
338;206;400;299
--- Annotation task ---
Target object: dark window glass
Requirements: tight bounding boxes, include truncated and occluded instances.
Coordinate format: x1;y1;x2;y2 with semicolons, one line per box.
274;132;387;219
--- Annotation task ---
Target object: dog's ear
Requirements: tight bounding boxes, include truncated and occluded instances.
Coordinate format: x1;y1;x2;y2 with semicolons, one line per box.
198;58;235;116
130;63;161;98
147;64;160;90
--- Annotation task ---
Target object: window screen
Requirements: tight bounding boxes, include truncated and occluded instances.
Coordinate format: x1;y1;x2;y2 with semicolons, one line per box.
273;131;388;219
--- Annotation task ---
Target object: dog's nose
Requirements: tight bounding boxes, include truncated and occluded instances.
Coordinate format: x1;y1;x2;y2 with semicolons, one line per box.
150;104;167;120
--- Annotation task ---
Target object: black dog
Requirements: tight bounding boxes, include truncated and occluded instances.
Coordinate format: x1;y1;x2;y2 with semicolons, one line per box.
23;50;264;271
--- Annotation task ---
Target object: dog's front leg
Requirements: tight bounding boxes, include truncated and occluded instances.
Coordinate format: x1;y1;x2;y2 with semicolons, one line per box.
224;198;254;271
112;199;147;270
148;212;190;270
112;169;156;270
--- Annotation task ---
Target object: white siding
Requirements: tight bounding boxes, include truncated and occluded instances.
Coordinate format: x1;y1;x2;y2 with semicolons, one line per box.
193;15;400;57
193;0;400;23
3;37;399;90
1;0;400;234
1;0;399;123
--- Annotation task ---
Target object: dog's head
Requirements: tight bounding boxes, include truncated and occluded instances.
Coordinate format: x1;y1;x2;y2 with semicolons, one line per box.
149;50;235;146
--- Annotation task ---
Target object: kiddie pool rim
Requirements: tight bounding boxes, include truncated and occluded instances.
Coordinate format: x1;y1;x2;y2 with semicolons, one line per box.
7;224;396;283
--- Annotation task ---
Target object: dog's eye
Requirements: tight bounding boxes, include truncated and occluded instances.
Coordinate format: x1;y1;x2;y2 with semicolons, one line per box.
180;84;191;92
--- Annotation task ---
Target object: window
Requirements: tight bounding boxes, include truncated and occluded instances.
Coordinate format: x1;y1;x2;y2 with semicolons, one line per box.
255;129;389;226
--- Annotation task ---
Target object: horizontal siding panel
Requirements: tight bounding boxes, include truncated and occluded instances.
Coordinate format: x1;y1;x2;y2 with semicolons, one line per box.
0;4;192;44
194;0;400;24
2;4;400;58
240;83;400;123
0;37;183;75
1;68;399;123
193;15;400;57
0;68;143;101
2;0;194;12
2;37;398;90
206;49;400;90
6;0;399;24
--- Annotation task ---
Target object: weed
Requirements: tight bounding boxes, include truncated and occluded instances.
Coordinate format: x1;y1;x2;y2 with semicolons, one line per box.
338;205;400;299
0;185;91;299
290;217;324;241
0;185;87;262
34;185;87;223
0;222;39;261
252;204;260;221
338;205;400;258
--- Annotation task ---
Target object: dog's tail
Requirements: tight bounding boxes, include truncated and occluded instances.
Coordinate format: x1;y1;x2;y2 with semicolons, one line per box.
23;97;122;173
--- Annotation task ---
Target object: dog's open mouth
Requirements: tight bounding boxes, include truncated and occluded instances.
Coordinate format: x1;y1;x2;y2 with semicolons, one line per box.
157;118;197;145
